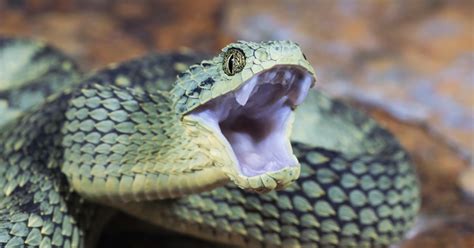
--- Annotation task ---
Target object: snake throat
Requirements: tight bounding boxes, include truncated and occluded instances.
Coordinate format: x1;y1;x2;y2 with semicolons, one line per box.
188;66;314;177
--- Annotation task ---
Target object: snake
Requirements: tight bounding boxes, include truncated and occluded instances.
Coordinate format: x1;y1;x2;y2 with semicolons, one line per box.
0;37;420;248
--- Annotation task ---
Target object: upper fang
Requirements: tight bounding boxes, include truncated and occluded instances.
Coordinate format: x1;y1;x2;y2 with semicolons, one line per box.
235;77;258;106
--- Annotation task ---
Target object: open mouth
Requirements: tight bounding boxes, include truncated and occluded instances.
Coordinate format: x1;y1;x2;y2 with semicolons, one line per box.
188;65;314;178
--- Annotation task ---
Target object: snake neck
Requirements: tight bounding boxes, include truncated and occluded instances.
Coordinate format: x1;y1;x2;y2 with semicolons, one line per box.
61;84;232;203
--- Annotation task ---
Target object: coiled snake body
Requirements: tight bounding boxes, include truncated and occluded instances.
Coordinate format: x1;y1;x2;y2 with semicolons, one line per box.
0;38;419;247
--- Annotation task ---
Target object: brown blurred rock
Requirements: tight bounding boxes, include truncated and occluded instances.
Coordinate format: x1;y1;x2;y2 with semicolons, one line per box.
396;5;472;72
0;10;147;70
401;218;474;248
459;167;474;202
393;5;474;157
112;0;151;20
145;0;226;52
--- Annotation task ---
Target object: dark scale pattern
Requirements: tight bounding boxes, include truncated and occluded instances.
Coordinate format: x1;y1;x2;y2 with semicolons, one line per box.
52;45;225;203
127;89;420;247
0;38;204;247
83;52;202;93
298;93;403;158
149;143;419;248
1;37;420;248
0;37;81;113
0;96;99;247
60;81;191;202
0;39;201;247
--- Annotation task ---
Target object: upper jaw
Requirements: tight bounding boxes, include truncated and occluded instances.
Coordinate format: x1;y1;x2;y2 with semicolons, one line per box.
186;65;315;192
233;65;313;107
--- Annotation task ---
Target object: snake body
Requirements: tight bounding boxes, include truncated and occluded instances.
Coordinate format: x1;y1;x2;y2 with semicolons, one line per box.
0;38;420;247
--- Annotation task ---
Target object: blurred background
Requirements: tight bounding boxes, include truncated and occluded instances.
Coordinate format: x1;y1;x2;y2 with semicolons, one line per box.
0;0;472;247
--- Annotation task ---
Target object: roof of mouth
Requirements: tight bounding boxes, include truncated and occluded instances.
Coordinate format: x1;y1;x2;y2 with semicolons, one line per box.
189;66;314;177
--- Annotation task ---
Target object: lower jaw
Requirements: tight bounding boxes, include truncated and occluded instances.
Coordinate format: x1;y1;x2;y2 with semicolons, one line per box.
183;113;301;192
227;165;301;193
224;107;298;178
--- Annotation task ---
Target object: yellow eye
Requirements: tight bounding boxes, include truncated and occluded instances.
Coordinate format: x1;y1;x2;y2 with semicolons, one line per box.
223;48;246;76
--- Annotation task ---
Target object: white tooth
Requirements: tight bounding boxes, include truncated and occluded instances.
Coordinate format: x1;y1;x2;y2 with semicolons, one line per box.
262;72;269;84
235;77;258;106
264;74;271;84
284;71;292;83
286;74;295;89
268;72;277;84
290;75;313;105
265;72;273;84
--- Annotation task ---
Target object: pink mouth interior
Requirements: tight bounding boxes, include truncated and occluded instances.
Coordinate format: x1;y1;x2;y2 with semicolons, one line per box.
189;66;314;176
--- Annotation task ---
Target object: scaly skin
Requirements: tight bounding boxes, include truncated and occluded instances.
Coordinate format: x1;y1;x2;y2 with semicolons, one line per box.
0;37;420;247
120;89;420;247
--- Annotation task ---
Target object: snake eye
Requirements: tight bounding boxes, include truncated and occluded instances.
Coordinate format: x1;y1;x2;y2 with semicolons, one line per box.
223;48;246;76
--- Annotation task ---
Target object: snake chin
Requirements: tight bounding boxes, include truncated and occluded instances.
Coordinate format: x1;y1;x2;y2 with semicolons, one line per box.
188;66;314;179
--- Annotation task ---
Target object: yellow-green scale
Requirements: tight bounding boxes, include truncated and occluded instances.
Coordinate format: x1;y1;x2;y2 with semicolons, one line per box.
0;37;420;248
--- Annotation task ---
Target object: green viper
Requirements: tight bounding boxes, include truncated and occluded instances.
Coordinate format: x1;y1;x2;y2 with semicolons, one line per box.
0;37;420;247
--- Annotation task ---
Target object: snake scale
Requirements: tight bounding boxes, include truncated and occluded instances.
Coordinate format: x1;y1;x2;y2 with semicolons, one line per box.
0;37;420;248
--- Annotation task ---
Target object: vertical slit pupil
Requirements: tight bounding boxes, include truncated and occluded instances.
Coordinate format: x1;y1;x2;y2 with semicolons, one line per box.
228;54;234;74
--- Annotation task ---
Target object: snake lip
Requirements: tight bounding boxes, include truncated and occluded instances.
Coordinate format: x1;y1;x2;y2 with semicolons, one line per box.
188;65;314;179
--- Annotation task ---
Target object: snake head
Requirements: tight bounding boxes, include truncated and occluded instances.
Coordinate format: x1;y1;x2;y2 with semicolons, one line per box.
171;41;316;193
